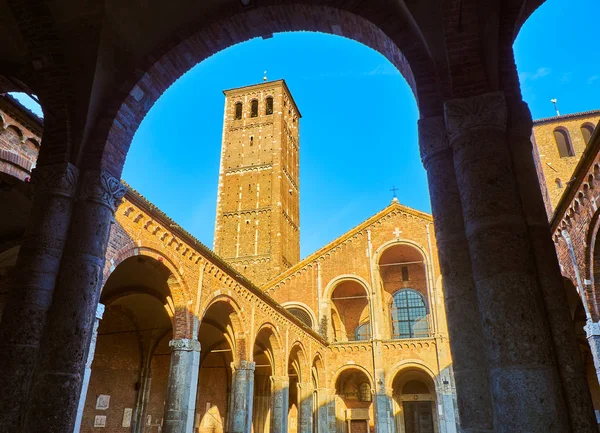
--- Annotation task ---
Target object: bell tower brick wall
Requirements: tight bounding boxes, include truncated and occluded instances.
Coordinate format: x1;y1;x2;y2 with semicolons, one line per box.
213;80;301;285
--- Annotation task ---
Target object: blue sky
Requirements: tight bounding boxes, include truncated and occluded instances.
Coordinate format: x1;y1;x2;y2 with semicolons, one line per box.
13;0;600;258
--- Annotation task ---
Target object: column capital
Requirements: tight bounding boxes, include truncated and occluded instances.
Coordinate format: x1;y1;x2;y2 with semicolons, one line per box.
444;91;507;143
270;375;290;386
418;116;449;167
31;162;79;198
585;320;600;338
231;360;256;371
79;170;127;212
169;338;201;352
96;303;105;320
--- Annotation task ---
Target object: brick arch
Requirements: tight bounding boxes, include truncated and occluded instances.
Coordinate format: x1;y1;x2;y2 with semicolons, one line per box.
323;274;371;301
254;321;284;375
331;364;374;391
311;353;325;388
288;340;310;383
584;205;600;319
201;294;248;362
84;2;441;177
103;242;192;310
385;359;439;390
281;301;317;330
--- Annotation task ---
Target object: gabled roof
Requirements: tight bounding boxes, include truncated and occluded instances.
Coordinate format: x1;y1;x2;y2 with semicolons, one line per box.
262;200;433;289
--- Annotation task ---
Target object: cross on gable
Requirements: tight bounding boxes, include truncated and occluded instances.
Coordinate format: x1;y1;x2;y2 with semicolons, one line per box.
393;228;402;238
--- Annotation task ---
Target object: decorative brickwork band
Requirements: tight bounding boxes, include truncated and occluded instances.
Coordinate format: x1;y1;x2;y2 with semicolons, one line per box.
169;338;201;352
31;162;79;198
79;170;127;212
418;116;449;167
444;91;507;143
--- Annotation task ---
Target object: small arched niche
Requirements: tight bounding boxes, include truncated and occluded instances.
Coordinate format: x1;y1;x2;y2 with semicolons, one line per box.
329;279;370;342
391;368;438;433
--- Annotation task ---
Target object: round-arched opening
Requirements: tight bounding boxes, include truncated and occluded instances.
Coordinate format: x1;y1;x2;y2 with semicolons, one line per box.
83;255;175;430
334;368;374;433
379;244;430;339
329;280;370;342
582;122;595;145
285;305;314;329
195;300;241;433
252;325;281;433
288;344;306;433
554;127;575;158
391;368;438;433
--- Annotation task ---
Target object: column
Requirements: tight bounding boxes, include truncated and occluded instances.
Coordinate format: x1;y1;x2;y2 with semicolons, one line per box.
230;361;256;433
418;116;494;431
297;382;314;433
374;390;393;433
316;388;335;433
270;376;289;433
507;99;597;431
163;338;201;433
444;92;569;432
585;321;600;387
0;162;78;432
20;169;126;433
73;303;105;433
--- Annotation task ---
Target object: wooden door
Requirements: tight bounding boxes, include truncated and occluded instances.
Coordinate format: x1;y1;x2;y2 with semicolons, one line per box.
403;401;434;433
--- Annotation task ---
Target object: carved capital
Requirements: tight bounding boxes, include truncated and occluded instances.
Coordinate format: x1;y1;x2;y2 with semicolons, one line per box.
31;162;79;198
79;170;127;212
585;320;600;338
444;91;507;143
418;116;449;166
169;338;201;352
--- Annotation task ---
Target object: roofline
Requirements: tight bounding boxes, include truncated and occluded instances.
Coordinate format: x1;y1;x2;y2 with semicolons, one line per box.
121;181;325;344
262;201;433;288
533;109;600;126
223;79;302;118
1;95;43;132
550;119;600;231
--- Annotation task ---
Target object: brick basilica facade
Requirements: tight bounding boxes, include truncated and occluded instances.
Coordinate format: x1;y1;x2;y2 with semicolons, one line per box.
1;78;599;433
0;2;599;432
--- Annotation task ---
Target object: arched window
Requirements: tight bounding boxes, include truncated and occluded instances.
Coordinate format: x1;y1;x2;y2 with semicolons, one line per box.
581;123;595;145
391;289;428;339
287;307;313;328
358;382;372;402
265;97;274;115
234;102;243;120
250;100;258;118
555;178;563;189
554;127;575;157
355;322;370;341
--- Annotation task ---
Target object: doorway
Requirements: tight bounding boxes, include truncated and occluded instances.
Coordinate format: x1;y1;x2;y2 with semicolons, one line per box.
403;401;434;433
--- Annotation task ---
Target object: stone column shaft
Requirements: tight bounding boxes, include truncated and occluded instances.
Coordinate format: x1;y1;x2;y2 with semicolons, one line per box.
230;361;256;433
0;162;78;432
20;170;126;433
297;382;314;433
507;99;597;432
316;388;335;433
418;116;494;431
445;92;569;432
270;376;290;433
163;338;201;433
73;303;105;433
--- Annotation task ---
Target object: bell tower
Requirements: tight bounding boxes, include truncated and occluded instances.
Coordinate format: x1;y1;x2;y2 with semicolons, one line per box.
214;79;301;285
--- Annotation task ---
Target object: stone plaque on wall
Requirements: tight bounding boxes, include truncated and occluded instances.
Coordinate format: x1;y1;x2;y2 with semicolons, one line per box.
94;415;107;428
96;394;110;410
122;408;133;428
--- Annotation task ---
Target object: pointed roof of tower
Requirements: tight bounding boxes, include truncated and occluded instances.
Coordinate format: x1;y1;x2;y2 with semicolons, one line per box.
262;200;433;289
